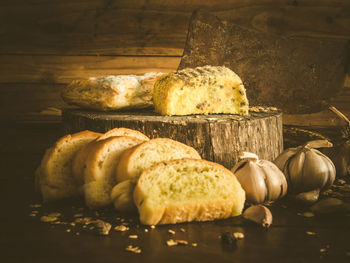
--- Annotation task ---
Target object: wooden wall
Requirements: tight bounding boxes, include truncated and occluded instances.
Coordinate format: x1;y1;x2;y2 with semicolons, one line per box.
1;0;349;122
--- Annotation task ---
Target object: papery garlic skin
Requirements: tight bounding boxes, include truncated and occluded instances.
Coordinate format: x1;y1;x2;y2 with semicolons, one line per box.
232;153;287;204
274;141;336;194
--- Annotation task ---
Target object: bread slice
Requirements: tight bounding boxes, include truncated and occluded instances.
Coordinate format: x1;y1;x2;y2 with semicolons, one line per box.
134;158;246;225
72;127;149;185
110;180;136;212
84;136;145;209
153;65;249;116
37;130;101;202
116;138;201;182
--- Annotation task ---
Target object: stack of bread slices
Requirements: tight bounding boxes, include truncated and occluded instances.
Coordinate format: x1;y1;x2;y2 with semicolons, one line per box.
36;127;245;225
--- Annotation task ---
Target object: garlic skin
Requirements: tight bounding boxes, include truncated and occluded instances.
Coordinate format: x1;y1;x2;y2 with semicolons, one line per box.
231;152;287;204
274;140;336;194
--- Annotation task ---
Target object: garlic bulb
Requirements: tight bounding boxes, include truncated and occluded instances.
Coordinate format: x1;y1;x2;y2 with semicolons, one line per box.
274;140;336;195
231;152;287;204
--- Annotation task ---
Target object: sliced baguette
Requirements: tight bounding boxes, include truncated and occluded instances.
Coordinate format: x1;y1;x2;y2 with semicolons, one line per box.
72;127;149;185
84;136;146;209
37;130;101;202
116;138;201;183
134;158;246;225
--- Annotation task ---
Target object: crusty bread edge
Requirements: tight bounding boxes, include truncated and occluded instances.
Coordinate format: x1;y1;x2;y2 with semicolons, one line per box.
116;138;201;182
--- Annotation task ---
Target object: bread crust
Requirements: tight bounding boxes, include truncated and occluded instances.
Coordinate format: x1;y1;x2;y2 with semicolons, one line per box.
37;130;101;202
116;138;201;183
72;128;149;185
83;136;146;209
153;65;249;116
134;158;246;225
61;73;163;111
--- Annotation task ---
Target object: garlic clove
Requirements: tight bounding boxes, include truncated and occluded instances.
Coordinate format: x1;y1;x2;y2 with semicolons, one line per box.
311;197;350;215
242;205;273;228
294;189;320;205
260;160;287;201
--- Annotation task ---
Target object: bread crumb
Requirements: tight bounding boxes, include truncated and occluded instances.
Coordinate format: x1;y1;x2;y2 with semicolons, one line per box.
166;239;178;246
302;212;315;218
66;229;71;233
168;229;175;235
177;240;188;245
128;235;138;239
191;243;198;247
233;232;245;239
150;225;155;229
144;229;149;232
114;225;129;232
40;215;58;223
166;239;189;246
180;228;186;232
48;212;61;218
306;231;317;236
125;245;141;254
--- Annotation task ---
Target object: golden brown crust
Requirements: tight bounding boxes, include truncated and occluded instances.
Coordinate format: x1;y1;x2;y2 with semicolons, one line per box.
116;138;201;183
83;136;146;209
38;130;101;202
72;128;148;185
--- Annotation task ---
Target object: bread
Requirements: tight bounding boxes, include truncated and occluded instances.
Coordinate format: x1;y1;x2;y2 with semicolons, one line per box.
84;136;146;209
116;138;201;182
36;130;101;202
134;158;246;225
153;65;249;116
72;127;149;185
110;180;136;212
61;72;164;111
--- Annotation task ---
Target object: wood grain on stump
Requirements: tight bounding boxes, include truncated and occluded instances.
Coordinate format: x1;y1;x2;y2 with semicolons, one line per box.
62;108;283;169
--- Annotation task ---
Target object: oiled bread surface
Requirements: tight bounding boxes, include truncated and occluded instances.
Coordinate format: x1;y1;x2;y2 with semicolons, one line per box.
134;158;246;225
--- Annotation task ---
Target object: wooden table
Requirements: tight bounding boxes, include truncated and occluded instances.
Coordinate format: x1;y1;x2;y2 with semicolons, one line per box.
1;122;349;263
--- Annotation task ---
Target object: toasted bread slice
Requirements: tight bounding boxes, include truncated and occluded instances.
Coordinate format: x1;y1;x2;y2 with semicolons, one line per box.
116;138;201;182
72;127;149;185
134;158;246;225
84;136;145;209
37;130;101;202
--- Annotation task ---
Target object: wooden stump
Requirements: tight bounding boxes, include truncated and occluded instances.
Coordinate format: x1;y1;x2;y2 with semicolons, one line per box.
62;108;283;169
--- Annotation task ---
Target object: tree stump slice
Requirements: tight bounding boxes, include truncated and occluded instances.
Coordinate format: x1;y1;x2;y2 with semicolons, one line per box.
62;108;283;169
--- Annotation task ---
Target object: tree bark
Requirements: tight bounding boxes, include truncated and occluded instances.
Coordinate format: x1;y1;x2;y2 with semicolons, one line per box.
62;108;283;169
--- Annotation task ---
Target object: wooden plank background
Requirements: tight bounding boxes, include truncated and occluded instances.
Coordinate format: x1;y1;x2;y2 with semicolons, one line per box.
0;0;349;122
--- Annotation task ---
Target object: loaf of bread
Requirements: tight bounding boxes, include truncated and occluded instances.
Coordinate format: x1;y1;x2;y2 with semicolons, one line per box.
84;136;146;209
61;72;163;111
72;128;149;185
153;65;249;116
134;158;246;225
116;138;201;183
36;130;101;202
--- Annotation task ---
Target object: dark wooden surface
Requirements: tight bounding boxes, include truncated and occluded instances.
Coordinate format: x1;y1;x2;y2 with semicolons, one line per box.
1;122;350;263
